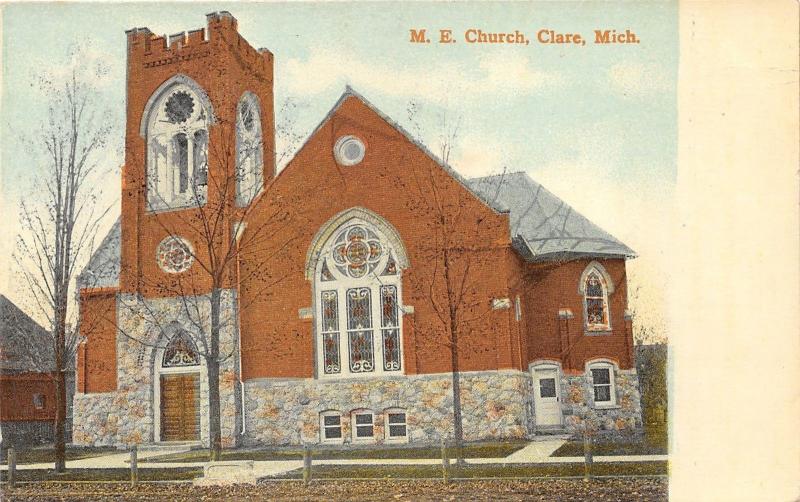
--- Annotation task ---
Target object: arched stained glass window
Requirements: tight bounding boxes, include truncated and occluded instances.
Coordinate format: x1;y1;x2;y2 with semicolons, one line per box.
315;219;403;378
162;331;200;368
582;267;611;331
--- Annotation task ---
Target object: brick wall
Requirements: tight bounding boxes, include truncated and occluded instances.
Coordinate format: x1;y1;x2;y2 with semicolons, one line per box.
77;289;117;393
522;258;634;371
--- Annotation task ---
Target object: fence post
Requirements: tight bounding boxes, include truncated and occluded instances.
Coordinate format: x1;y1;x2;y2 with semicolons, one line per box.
302;445;312;486
130;445;138;487
7;448;16;489
441;438;450;483
583;431;593;481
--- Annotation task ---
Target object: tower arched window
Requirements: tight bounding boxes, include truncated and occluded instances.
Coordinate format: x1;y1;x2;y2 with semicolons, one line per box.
145;79;211;211
580;262;613;332
236;92;263;206
315;219;404;378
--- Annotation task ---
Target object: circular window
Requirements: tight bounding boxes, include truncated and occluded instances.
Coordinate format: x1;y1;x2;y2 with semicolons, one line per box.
164;91;195;124
156;236;195;274
333;136;366;166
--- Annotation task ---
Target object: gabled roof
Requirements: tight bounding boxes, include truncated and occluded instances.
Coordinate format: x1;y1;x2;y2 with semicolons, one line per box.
77;218;121;290
0;295;53;372
280;86;505;215
467;172;636;261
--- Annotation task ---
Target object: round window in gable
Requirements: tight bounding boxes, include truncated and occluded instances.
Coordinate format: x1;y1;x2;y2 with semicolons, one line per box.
156;236;195;274
334;136;366;166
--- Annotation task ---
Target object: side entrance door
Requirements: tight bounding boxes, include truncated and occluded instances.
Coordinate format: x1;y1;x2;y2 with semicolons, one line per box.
533;367;562;427
160;373;200;441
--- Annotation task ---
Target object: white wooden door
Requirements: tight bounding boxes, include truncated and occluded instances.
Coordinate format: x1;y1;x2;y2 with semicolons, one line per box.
533;368;562;426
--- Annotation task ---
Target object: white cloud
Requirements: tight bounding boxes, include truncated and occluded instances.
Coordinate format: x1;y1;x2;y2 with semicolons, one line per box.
278;46;561;103
607;62;671;97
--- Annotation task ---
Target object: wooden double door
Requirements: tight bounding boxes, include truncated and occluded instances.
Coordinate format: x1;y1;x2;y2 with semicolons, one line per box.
160;373;200;442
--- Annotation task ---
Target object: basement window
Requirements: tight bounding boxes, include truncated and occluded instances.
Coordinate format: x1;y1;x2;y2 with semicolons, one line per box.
33;393;45;410
320;411;343;443
352;410;375;441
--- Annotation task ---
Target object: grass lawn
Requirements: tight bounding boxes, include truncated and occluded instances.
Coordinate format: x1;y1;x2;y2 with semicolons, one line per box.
0;467;202;482
0;446;119;465
142;440;529;463
270;461;668;479
552;426;668;457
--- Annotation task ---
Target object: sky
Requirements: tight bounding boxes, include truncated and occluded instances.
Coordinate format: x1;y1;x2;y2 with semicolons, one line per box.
0;2;677;338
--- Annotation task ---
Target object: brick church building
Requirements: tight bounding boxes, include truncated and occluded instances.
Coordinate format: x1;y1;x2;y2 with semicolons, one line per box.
73;12;642;448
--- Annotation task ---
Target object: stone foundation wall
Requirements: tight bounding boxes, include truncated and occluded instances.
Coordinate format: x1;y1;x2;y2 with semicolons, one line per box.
561;368;642;433
72;290;240;448
242;370;533;446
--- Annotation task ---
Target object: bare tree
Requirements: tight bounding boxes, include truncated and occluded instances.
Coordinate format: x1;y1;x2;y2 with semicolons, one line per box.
396;103;510;463
13;62;114;471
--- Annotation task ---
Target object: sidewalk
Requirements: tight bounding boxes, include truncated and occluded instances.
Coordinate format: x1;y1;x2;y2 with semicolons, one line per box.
0;438;667;479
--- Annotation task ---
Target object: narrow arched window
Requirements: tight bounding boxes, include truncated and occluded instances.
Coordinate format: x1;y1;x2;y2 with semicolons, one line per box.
315;219;403;378
236;92;263;206
193;130;208;186
581;264;612;332
145;79;211;210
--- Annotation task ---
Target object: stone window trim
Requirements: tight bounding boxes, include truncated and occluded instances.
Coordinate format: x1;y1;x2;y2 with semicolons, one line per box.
578;261;614;333
384;407;409;443
351;409;375;443
333;135;366;166
585;359;619;409
319;410;344;444
139;74;216;137
514;295;523;321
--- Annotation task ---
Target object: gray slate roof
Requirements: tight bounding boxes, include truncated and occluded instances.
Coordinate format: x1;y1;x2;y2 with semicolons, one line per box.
0;295;54;372
467;172;635;261
77;218;121;290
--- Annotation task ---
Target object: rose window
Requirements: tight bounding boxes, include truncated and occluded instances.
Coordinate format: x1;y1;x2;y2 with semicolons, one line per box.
156;236;194;273
164;91;195;124
331;225;383;278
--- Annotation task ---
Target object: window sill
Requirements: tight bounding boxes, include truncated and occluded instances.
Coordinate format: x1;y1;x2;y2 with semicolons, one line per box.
592;404;620;410
584;329;612;337
320;438;344;445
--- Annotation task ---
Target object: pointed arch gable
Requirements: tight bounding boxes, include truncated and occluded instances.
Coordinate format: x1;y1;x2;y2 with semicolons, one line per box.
578;260;615;295
304;207;409;280
139;74;215;137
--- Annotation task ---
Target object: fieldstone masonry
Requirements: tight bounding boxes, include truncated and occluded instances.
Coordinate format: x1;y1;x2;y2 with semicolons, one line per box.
73;289;241;447
243;370;534;445
561;369;642;433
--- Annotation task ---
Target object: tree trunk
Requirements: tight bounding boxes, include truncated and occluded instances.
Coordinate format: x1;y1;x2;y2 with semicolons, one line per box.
54;368;67;473
207;287;223;461
449;315;465;465
54;304;68;473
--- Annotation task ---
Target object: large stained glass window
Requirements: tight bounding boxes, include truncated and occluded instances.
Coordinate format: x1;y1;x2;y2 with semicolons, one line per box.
315;218;404;378
583;269;611;331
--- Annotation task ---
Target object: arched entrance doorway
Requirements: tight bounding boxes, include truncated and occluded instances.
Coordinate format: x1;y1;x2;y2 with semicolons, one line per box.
155;331;202;442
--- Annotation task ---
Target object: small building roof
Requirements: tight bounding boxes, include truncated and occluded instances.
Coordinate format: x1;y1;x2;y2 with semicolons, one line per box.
0;295;54;373
467;172;636;261
77;218;121;290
